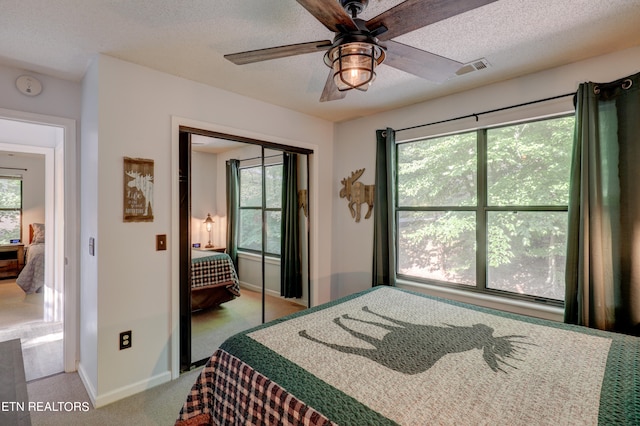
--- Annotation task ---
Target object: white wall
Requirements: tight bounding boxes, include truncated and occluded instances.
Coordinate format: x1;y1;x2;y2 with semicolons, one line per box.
0;64;81;255
0;63;81;370
0;65;81;122
79;57;100;397
80;54;334;406
191;151;218;247
332;46;640;309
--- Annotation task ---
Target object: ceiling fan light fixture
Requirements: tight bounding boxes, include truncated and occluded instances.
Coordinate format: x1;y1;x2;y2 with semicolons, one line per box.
325;41;385;92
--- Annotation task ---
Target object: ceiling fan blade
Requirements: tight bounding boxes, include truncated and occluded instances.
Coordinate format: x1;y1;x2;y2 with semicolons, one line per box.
368;0;498;41
384;40;462;83
296;0;358;32
225;40;332;65
320;71;347;102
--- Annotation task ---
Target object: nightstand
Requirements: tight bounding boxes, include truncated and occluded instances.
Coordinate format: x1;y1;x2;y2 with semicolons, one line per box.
0;244;25;278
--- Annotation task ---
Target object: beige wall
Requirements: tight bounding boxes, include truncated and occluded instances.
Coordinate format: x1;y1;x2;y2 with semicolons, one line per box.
331;45;640;315
79;54;334;406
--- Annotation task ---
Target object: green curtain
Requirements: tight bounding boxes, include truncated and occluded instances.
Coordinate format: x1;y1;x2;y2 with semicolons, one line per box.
372;128;397;287
226;159;240;268
565;72;640;335
281;153;302;298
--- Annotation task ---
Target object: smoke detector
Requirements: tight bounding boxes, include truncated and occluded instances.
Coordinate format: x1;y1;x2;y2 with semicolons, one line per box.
16;75;43;96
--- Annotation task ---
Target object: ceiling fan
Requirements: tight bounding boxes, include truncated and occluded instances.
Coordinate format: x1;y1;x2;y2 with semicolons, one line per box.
224;0;497;102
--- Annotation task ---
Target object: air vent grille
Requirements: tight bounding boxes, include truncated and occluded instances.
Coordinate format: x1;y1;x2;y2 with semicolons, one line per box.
456;58;491;76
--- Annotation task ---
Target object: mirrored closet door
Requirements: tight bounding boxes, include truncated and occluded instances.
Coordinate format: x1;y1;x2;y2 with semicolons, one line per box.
179;128;311;369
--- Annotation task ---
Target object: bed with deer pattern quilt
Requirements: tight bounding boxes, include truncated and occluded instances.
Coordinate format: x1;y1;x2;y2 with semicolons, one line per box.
175;286;640;425
190;250;240;311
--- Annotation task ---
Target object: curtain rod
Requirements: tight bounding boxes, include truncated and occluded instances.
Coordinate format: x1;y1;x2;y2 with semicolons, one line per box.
229;153;283;163
0;166;27;171
395;92;575;133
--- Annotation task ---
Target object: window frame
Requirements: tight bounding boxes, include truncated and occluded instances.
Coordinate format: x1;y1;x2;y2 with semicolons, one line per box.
238;162;283;257
395;114;573;307
0;175;23;245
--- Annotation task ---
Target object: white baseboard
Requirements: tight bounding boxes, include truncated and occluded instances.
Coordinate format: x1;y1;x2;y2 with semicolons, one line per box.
239;282;306;307
78;364;172;408
77;363;97;407
240;281;279;298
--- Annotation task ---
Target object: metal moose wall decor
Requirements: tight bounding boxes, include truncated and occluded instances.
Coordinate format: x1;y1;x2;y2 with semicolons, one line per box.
340;168;375;223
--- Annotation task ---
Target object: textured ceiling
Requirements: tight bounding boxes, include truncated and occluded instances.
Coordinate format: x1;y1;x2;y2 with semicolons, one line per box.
1;0;640;122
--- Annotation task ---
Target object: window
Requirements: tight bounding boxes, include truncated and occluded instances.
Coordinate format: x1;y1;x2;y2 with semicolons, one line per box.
396;116;574;303
0;176;23;245
238;163;282;255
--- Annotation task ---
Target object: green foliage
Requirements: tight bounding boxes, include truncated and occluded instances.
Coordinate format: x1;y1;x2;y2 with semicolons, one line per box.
397;116;574;300
398;211;476;285
0;178;21;244
240;167;262;207
239;164;282;255
487;118;573;206
265;165;282;208
398;132;476;206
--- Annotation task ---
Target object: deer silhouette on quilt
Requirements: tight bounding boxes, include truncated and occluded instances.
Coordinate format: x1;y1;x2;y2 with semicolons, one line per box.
299;306;530;374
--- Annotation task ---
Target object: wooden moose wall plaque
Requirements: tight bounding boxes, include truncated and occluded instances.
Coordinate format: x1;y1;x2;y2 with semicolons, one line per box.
340;168;374;223
123;157;154;222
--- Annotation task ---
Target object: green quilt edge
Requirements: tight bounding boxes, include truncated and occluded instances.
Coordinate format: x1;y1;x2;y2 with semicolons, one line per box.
221;287;399;425
220;285;640;425
221;334;398;425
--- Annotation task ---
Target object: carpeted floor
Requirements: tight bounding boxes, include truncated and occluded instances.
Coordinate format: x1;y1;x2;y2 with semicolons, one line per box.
0;338;31;426
21;286;306;425
191;286;306;362
27;367;203;426
0;279;63;382
0;279;43;327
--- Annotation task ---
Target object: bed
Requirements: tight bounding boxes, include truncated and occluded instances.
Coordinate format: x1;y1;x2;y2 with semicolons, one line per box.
176;286;640;425
191;249;241;311
16;223;45;294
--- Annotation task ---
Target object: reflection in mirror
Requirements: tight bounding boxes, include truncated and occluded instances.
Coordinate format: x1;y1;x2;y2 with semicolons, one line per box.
188;134;309;364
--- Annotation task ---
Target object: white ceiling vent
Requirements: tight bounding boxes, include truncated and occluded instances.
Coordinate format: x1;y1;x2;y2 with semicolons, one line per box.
456;58;491;76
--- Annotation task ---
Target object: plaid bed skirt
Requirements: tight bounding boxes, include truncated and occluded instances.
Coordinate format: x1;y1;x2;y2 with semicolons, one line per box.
176;349;334;426
191;254;240;296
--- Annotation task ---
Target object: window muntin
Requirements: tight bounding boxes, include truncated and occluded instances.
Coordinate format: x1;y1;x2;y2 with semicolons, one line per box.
396;115;573;303
238;163;282;256
0;177;22;245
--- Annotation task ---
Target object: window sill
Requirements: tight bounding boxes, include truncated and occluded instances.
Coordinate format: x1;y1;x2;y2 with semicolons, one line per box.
237;250;280;266
397;279;564;322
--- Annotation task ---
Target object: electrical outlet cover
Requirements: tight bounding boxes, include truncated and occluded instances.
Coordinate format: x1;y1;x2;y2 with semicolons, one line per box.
119;331;132;350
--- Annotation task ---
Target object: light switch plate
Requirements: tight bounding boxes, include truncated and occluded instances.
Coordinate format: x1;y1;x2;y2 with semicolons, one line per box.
156;234;167;251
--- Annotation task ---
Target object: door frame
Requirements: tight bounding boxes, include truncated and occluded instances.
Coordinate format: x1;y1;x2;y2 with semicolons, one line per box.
170;116;316;377
0;108;78;373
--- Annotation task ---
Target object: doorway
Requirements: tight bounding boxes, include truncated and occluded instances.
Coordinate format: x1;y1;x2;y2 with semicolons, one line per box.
0;151;61;381
0;110;78;379
178;127;312;370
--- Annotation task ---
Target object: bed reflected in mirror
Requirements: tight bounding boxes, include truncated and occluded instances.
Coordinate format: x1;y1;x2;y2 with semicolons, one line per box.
180;129;311;367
